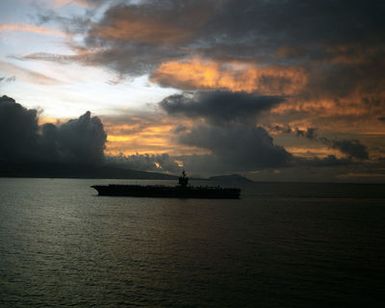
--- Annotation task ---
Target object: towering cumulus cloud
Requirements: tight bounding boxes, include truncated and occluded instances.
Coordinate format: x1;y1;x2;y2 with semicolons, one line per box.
0;95;106;165
0;95;39;162
55;111;106;163
161;91;291;173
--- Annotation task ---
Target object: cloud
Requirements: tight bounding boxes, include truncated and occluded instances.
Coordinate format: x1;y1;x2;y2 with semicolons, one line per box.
19;52;79;64
85;1;215;45
88;10;193;45
31;0;384;118
73;0;384;71
10;0;384;176
160;91;285;125
0;76;16;85
53;0;94;7
24;0;381;137
53;0;119;8
0;23;64;36
177;124;291;173
0;95;373;177
52;111;107;163
0;61;61;85
152;58;307;95
0;95;106;164
293;127;318;139
107;153;181;174
0;96;40;162
274;125;369;160
295;127;369;160
44;1;215;75
322;138;369;160
160;91;291;172
292;155;353;167
37;2;384;62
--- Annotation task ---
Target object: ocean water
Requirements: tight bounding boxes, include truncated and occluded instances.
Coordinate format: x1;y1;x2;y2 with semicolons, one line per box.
0;178;385;307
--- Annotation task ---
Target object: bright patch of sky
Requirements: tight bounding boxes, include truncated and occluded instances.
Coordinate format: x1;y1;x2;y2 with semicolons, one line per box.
0;0;178;119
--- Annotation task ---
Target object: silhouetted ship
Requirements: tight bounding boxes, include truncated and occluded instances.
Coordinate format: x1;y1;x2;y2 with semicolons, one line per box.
91;171;241;199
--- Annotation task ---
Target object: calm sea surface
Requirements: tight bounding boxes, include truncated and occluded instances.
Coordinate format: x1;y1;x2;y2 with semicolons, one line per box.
1;178;385;307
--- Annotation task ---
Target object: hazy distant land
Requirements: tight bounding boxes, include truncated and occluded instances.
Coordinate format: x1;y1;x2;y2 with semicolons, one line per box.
0;161;251;182
0;162;176;180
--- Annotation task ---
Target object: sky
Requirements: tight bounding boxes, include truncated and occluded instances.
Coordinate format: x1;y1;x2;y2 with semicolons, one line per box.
0;0;384;181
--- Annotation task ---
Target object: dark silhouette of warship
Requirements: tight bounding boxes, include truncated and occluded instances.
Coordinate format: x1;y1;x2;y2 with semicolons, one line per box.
91;171;241;199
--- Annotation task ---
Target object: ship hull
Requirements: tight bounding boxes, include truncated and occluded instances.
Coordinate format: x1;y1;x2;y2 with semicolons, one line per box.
91;185;240;199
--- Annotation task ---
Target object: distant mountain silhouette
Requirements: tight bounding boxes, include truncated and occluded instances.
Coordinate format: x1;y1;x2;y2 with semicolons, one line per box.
0;161;177;180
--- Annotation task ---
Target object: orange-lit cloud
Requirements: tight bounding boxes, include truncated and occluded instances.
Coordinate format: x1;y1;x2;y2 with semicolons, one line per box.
91;20;193;44
0;23;64;36
271;89;385;119
271;98;369;117
152;58;307;95
285;146;343;159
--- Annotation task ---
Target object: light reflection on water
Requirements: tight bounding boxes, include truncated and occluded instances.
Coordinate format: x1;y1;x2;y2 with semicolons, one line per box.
1;178;385;307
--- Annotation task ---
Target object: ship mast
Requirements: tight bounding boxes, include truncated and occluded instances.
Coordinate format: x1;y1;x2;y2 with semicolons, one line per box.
178;170;189;187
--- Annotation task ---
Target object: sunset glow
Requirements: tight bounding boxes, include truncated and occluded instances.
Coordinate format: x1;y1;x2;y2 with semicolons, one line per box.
1;0;384;180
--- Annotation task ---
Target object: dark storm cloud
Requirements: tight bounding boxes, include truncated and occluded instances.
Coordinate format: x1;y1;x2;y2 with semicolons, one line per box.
79;0;384;62
301;50;385;107
0;95;39;162
160;91;291;172
0;95;181;174
275;125;369;160
178;124;291;172
160;91;284;125
53;111;106;163
80;0;384;72
0;95;106;164
295;127;369;160
322;138;369;160
215;0;384;47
